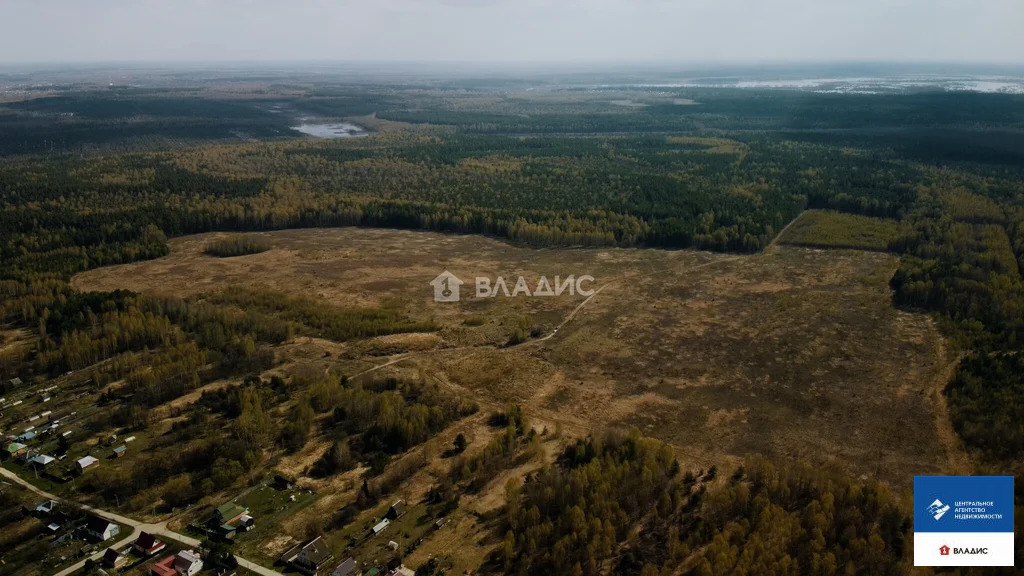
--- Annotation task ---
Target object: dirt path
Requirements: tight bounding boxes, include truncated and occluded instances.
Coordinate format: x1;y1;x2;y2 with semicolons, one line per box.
349;276;624;379
766;210;806;251
930;344;973;476
160;377;236;412
529;252;743;346
532;278;620;342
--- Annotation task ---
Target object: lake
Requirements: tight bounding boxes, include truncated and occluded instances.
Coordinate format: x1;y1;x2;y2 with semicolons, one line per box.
291;122;367;139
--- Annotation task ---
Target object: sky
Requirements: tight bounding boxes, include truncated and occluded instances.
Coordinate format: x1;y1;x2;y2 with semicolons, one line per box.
0;0;1021;64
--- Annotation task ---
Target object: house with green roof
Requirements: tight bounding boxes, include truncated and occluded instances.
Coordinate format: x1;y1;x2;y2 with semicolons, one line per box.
215;502;248;524
212;501;253;535
3;442;27;459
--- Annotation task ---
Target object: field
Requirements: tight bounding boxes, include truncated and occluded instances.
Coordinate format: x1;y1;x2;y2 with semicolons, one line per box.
777;210;902;251
64;227;967;572
73;228;956;488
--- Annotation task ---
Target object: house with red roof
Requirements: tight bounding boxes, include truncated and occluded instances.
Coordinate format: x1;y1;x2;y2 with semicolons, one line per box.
134;531;166;556
150;556;177;576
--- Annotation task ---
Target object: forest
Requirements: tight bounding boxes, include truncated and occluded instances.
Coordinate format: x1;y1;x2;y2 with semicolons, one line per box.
204;234;272;257
2;78;1024;573
501;434;908;576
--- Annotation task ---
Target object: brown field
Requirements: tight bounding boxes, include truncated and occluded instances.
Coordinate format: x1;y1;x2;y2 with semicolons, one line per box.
70;227;966;572
73;227;961;492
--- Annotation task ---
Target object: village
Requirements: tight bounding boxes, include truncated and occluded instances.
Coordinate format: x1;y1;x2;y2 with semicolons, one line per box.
1;369;435;576
2;465;425;576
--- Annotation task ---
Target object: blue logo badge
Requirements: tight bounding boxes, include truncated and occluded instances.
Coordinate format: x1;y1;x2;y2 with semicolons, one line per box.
914;476;1014;533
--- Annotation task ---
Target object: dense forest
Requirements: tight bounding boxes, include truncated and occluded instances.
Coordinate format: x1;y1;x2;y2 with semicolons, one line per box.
501;434;908;575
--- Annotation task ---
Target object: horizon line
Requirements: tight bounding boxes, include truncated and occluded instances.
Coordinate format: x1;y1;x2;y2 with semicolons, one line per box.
2;58;1024;68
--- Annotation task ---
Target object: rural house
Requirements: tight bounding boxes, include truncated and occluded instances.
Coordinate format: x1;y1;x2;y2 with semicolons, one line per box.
371;519;390;536
51;526;77;547
281;536;334;575
84;516;120;541
331;557;361;576
174;550;204;576
103;547;128;569
214;502;248;525
30;453;55;469
134;531;166;556
213;501;253;536
149;556;177;576
4;442;27;459
75;455;99;474
34;499;59;515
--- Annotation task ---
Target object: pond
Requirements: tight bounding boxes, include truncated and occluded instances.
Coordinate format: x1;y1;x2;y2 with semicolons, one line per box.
291;122;367;139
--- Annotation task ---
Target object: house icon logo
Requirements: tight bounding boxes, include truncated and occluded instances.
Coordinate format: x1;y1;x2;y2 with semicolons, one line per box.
430;270;464;303
939;545;950;556
928;498;950;520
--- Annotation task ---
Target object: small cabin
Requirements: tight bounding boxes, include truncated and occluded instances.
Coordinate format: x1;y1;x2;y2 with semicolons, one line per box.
76;455;99;474
386;499;406;520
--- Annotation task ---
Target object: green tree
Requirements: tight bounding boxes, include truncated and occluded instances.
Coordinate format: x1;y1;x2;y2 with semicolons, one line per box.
235;387;272;447
211;458;244;489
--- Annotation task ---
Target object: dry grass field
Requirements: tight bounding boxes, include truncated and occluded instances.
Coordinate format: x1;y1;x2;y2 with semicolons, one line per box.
73;228;960;491
68;227;969;572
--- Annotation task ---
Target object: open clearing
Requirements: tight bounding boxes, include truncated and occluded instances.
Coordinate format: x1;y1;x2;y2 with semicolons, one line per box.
73;227;955;489
777;209;902;252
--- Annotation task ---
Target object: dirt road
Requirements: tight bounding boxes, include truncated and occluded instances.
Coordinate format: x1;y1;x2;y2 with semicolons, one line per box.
0;467;282;576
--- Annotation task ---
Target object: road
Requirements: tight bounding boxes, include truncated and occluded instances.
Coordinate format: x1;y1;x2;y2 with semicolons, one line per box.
766;210;806;251
0;467;282;576
530;278;619;343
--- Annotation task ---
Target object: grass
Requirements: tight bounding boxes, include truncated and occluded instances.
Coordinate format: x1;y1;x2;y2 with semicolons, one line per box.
778;210;900;251
230;482;318;566
321;499;437;570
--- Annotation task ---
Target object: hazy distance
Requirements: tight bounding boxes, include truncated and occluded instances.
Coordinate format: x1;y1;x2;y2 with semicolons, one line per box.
1;0;1022;65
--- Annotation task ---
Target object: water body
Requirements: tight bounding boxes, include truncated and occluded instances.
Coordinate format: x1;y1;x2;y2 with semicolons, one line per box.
611;75;1024;95
292;122;367;139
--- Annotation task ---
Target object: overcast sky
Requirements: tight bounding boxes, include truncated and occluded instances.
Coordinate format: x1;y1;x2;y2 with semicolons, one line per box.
0;0;1021;64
